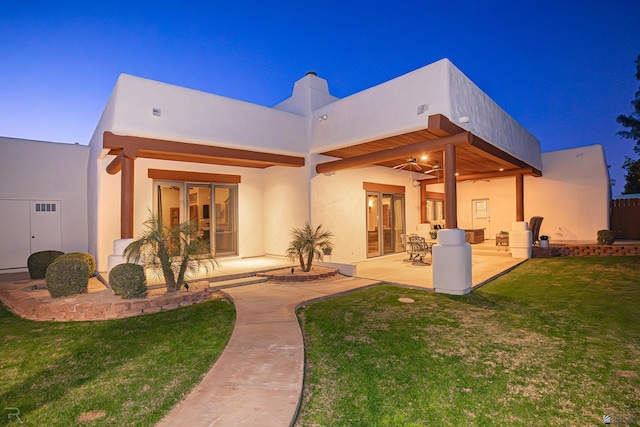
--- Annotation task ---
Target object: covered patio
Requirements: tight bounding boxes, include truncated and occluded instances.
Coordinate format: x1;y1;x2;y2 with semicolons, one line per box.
149;240;525;291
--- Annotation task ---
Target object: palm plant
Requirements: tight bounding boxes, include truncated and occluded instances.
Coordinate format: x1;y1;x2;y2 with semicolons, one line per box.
286;222;334;272
124;213;214;292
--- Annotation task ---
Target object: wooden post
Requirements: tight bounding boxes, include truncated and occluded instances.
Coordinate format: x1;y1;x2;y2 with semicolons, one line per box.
444;143;457;229
515;174;524;222
121;155;135;239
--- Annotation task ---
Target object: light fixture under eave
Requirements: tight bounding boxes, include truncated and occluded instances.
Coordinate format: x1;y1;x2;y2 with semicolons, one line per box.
318;114;328;121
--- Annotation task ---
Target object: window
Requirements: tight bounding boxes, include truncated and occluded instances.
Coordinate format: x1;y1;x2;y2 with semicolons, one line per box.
425;198;444;221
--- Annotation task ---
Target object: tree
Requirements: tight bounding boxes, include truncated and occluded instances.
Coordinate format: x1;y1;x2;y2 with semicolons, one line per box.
286;222;333;272
124;213;214;292
616;54;640;194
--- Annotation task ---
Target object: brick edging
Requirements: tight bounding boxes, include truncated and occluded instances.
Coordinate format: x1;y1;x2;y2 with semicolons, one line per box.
0;286;215;322
256;268;339;282
532;244;640;258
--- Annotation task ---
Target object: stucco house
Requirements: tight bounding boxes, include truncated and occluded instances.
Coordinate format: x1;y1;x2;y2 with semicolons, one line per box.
1;59;610;294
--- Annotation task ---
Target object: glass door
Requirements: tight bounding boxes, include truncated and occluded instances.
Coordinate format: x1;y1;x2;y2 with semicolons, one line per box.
154;181;238;258
382;194;393;254
366;193;380;257
213;185;238;256
393;195;405;253
366;192;405;258
187;184;212;255
156;182;182;230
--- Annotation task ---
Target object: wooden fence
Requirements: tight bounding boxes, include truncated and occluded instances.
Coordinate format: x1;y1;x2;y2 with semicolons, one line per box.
610;198;640;239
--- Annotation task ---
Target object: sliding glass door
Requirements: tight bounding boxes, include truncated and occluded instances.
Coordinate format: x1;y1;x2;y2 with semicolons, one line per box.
366;191;405;258
155;181;238;257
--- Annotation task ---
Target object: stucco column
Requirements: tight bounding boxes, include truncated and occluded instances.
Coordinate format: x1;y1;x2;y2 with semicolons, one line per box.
515;174;524;222
443;143;457;229
121;155;135;239
510;221;532;259
433;228;472;295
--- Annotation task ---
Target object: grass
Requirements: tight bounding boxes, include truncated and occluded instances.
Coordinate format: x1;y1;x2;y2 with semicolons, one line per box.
295;256;640;426
0;297;235;426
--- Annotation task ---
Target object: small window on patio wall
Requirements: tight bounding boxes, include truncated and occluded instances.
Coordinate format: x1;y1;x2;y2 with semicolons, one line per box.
426;198;445;222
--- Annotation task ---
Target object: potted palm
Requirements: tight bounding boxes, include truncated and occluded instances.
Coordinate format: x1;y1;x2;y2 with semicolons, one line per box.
286;222;333;272
124;213;214;292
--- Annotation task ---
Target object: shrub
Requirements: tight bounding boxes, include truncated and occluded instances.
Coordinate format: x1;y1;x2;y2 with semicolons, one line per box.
56;252;96;278
27;250;64;279
45;258;89;298
109;263;147;299
597;230;616;245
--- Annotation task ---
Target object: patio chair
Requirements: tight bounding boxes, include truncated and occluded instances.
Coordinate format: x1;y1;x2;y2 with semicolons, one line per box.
408;235;432;265
402;233;418;262
529;216;544;246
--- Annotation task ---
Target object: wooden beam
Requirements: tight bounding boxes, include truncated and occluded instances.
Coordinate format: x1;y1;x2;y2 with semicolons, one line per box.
444;144;458;229
469;134;542;176
363;182;406;194
148;169;241;184
316;132;472;174
427;114;466;136
104;131;305;168
456;167;536;182
106;152;124;175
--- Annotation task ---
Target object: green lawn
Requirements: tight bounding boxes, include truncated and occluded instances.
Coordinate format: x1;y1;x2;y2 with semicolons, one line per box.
295;257;640;426
0;297;235;426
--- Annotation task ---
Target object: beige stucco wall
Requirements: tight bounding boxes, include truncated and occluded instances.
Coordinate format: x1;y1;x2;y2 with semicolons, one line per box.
455;144;609;242
524;145;609;241
310;158;421;263
263;164;311;256
88;73;310;271
110;74;307;156
308;59;542;172
0;137;89;255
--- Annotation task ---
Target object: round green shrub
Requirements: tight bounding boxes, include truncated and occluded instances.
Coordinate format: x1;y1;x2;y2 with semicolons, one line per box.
109;263;147;299
45;258;89;298
597;230;616;245
56;252;96;278
27;250;64;279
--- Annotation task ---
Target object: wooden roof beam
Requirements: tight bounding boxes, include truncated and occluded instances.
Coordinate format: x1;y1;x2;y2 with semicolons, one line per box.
315;132;472;174
103;131;305;168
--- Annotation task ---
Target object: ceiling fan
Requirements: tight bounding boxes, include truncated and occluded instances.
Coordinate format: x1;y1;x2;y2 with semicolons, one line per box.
423;161;442;178
393;157;430;172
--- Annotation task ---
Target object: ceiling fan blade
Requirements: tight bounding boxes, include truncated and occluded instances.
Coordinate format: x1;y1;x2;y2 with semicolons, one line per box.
393;164;406;170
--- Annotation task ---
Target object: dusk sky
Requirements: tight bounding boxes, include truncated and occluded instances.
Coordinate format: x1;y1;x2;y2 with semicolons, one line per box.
1;1;639;195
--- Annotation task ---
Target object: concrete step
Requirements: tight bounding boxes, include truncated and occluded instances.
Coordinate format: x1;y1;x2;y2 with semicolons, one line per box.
209;276;269;290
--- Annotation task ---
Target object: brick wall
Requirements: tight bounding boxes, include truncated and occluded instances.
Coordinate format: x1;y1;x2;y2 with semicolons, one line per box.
532;244;640;258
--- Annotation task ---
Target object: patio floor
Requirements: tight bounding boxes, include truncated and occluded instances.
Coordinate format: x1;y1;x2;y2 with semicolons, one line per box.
352;239;525;290
176;239;524;291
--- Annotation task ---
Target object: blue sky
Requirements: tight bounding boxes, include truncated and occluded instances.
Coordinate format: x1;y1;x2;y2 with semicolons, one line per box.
1;0;639;195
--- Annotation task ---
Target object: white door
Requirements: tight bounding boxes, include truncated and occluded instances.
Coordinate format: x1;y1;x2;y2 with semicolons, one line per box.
472;198;491;238
0;200;31;269
0;200;61;270
30;201;62;253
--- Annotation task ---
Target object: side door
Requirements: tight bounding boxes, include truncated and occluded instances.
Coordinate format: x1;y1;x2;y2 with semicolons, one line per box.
471;198;491;238
29;201;62;253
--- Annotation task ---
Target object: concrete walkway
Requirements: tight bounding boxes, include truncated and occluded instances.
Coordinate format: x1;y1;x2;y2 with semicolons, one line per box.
156;276;379;427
